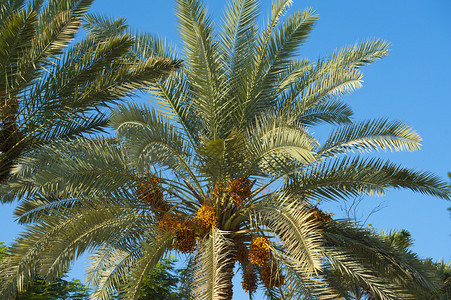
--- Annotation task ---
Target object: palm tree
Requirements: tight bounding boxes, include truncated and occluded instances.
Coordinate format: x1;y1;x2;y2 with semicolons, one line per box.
1;0;449;299
0;0;180;183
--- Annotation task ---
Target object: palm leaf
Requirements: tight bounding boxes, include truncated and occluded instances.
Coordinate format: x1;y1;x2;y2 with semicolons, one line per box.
252;197;323;276
82;13;128;40
110;103;200;191
318;119;422;155
323;220;440;297
284;157;450;201
122;232;175;300
88;245;138;300
176;0;227;139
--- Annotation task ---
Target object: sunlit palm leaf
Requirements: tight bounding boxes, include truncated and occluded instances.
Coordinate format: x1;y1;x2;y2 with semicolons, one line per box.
319;119;422;155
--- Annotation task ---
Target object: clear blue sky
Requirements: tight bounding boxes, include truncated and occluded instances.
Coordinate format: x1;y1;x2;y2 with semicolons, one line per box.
1;0;450;298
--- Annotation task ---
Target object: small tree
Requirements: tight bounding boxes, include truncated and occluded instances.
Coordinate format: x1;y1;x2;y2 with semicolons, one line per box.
133;258;188;300
16;277;90;300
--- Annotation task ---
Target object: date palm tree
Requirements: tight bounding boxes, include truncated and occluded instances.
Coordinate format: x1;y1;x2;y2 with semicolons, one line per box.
1;0;449;299
0;0;180;183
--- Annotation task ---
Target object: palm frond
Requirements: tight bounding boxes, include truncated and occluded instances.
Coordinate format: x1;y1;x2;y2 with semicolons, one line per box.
33;112;109;143
284;156;450;201
0;205;108;297
132;32;179;61
220;0;259;72
252;197;323;276
82;13;128;40
295;99;353;126
14;196;80;224
281;39;389;120
176;0;226;139
323;220;441;298
243;5;318;126
39;0;93;25
255;8;317;102
275;58;313;95
87;245;138;300
0;0;26;28
325;248;399;299
38;206;150;281
122;232;175;300
319;119;422;156
0;197;155;298
245;113;318;175
3;138;134;203
326;39;390;69
0;9;38;90
218;0;260;132
110;103;200;189
149;71;201;146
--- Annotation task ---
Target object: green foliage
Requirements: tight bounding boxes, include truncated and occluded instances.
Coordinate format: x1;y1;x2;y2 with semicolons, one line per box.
134;258;188;300
0;242;7;259
1;242;186;300
422;259;451;300
1;241;90;299
321;229;451;300
16;277;90;300
0;0;180;184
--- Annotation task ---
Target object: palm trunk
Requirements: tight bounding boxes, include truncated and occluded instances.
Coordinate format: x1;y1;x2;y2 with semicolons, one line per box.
215;237;236;300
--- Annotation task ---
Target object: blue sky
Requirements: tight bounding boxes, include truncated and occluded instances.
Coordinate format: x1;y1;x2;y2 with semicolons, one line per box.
1;0;450;298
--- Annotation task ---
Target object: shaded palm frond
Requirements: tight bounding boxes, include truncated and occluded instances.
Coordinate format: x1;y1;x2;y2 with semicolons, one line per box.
14;195;80;224
252;197;323;276
325;248;400;299
0;137;134;205
0;202;142;298
0;0;26;28
38;206;150;281
323;220;441;298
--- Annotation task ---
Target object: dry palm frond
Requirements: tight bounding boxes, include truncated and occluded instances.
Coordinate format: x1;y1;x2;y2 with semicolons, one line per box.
191;228;236;300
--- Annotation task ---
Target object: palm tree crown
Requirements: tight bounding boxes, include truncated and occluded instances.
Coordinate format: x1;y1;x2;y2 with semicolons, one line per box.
0;0;449;299
0;0;180;183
